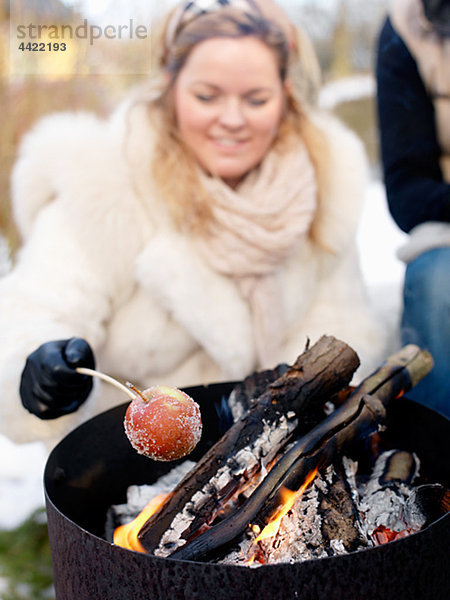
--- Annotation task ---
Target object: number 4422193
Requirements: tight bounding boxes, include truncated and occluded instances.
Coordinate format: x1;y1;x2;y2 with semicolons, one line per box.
18;42;67;51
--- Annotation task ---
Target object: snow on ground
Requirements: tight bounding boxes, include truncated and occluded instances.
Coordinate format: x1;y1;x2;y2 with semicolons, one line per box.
358;179;406;288
0;435;47;529
0;177;408;530
320;73;376;110
358;179;407;351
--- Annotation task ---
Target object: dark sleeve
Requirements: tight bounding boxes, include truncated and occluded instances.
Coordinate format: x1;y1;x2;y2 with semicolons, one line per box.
375;18;450;233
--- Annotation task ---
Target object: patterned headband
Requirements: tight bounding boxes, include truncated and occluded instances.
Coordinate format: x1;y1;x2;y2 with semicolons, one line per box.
164;0;296;54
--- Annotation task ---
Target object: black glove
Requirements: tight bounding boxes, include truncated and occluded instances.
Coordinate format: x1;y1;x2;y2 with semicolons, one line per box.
20;337;95;420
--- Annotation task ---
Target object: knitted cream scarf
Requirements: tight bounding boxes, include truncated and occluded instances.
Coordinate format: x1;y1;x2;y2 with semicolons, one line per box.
196;141;317;368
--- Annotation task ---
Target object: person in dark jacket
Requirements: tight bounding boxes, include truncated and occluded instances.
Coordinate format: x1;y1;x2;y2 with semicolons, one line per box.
376;0;450;418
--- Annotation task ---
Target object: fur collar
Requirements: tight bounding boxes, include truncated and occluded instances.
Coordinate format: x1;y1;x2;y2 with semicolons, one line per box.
11;98;367;251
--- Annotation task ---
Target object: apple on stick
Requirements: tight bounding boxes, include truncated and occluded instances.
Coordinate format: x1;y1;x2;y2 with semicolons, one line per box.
76;368;202;461
124;384;202;461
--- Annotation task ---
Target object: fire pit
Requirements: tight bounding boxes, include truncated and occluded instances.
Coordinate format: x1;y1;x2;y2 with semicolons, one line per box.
45;378;450;600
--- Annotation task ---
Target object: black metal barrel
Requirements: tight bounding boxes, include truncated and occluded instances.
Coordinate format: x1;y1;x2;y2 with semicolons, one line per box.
44;383;450;600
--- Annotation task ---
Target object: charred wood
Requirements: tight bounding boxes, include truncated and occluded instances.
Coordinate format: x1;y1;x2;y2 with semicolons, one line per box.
358;449;420;544
215;365;289;435
227;363;288;421
318;460;369;554
404;483;450;530
257;461;369;563
138;336;360;553
168;344;433;562
220;462;368;566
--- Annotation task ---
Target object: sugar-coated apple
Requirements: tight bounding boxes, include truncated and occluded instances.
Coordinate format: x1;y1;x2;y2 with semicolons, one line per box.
124;385;202;461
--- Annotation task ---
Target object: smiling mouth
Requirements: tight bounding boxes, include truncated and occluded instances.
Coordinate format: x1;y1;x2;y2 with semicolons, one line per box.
211;137;248;146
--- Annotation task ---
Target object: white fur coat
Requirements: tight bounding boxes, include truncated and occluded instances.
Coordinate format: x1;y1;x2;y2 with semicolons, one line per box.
0;99;382;447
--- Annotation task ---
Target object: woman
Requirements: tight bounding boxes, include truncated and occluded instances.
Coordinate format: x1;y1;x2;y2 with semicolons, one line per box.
0;0;380;447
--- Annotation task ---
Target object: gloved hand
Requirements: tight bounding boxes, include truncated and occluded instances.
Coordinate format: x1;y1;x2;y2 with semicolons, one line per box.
20;338;95;420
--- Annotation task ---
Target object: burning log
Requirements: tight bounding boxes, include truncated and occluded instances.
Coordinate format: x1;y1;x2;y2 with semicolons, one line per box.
138;336;360;553
167;344;433;562
221;460;370;566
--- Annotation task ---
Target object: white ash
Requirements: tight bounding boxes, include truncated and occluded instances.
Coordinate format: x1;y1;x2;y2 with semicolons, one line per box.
330;539;347;555
155;414;298;557
111;460;196;526
221;466;351;567
358;450;420;537
240;462;270;500
342;456;372;545
227;389;247;421
314;464;335;490
360;489;406;535
342;456;359;495
236;452;421;564
262;471;327;564
110;443;424;565
250;414;298;466
323;401;336;416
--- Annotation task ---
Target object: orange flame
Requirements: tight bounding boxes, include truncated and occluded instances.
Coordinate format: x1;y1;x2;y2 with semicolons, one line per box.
245;467;319;565
113;493;169;553
254;467;319;544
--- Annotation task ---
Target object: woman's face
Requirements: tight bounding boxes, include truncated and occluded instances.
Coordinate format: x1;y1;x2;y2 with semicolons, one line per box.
173;36;286;188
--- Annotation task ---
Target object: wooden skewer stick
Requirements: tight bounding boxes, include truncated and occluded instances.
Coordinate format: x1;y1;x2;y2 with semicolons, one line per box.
76;367;138;400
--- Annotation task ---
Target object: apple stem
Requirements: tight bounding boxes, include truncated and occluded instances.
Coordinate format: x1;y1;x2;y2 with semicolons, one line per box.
125;381;147;401
76;367;138;400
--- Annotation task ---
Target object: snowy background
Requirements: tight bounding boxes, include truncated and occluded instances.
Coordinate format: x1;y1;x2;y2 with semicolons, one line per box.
0;74;408;531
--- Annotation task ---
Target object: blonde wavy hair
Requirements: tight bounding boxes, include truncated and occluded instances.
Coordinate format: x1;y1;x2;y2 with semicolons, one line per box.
135;4;327;232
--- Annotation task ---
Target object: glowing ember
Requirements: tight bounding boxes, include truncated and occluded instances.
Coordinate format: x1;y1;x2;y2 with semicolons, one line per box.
372;525;412;546
113;493;169;552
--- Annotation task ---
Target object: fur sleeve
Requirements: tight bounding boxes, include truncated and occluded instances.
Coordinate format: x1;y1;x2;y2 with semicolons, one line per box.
11;111;107;239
